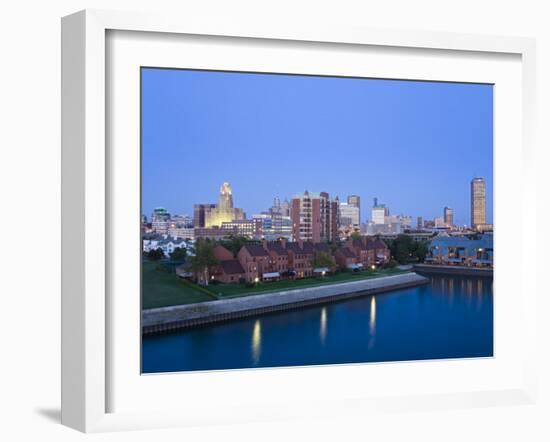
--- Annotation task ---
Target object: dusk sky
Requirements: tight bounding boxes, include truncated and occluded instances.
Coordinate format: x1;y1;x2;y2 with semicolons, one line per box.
141;68;493;226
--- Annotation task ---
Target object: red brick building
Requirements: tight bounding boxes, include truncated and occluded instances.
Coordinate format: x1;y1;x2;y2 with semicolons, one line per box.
286;241;314;278
369;239;391;265
263;241;289;274
237;244;272;282
346;238;374;268
291;191;339;243
213;244;234;261
216;260;246;283
210;245;246;283
208;236;390;284
334;247;358;269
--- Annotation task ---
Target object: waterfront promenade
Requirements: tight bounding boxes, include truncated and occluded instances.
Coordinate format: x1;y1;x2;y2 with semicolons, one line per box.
414;263;493;277
142;272;429;334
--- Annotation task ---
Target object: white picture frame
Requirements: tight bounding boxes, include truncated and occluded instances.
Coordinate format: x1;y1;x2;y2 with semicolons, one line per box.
61;9;537;433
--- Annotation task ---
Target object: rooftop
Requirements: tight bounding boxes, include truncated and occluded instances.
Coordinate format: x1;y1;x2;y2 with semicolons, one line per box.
242;244;270;257
220;260;246;275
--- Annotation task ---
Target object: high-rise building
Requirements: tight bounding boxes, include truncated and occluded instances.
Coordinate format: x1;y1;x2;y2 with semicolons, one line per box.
291;190;339;242
372;198;388;225
417;216;423;229
444;206;454;227
339;202;360;227
395;214;412;228
470;177;486;228
434;216;446;228
194;182;245;228
347;195;361;224
151;207;171;233
193;203;216;228
281;198;291;217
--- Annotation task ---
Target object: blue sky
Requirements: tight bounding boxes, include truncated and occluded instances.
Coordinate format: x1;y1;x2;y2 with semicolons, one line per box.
141;68;493;226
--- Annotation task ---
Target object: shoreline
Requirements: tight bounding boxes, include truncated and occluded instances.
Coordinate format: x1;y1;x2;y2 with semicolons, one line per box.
413;263;493;277
142;272;429;335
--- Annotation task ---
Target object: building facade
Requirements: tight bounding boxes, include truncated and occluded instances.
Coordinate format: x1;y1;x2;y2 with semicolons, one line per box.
339;202;360;227
471;177;486;228
194;182;245;228
371;198;389;225
221;219;263;238
193;203;216;228
347;195;361;224
444;206;454;227
291;190;339;243
426;233;493;267
151;207;171;233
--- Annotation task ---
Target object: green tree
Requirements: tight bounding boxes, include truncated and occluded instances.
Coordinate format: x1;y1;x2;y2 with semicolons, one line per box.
350;231;362;240
219;234;253;256
312;252;334;268
145;248;164;261
186;239;219;285
388;235;429;264
412;240;429;262
170;247;187;262
391;235;415;264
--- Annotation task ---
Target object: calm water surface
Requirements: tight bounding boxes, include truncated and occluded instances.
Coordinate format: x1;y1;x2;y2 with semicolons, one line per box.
142;275;493;373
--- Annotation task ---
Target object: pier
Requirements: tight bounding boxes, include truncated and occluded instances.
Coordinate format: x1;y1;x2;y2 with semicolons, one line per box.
142;272;429;335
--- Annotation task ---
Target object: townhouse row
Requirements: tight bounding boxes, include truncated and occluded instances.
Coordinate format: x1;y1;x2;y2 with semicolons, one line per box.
209;237;390;284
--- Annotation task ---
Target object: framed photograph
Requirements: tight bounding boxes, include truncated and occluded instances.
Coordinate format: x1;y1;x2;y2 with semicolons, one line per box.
61;9;537;432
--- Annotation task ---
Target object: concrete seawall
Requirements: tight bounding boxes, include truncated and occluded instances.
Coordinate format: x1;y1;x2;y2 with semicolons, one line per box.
142;272;430;335
414;264;493;277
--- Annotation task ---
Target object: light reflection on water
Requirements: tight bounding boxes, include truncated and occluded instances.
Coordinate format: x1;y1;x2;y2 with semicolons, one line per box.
320;307;327;345
251;319;261;365
368;296;377;349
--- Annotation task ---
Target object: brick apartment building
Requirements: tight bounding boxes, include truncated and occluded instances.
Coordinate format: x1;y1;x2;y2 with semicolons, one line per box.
207;236;390;284
264;241;290;274
237;244;272;282
211;245;246;283
334;246;358;269
291;191;339;243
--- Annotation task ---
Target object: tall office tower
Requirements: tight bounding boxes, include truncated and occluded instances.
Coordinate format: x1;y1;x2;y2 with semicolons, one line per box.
272;196;281;213
281;198;291;217
347;195;361;224
270;197;283;234
193;203;216;228
371;197;388;225
470;177;486;228
151;207;171;233
194;182;245;228
339;202;360;227
417;216;423;229
291;190;338;243
217;182;234;211
330;197;340;242
444;206;454;227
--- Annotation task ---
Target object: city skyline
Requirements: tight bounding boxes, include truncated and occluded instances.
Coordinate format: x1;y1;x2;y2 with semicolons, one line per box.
144;179;487;229
142;68;493;226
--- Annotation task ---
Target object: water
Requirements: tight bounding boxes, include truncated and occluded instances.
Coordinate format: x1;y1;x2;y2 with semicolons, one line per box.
142;275;493;373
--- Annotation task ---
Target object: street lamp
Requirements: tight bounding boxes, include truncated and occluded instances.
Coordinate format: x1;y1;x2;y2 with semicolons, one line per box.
371;265;376;271
254;277;259;284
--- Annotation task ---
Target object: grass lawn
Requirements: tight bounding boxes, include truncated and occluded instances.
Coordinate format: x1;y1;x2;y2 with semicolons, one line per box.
142;261;216;309
211;267;407;299
142;261;408;309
